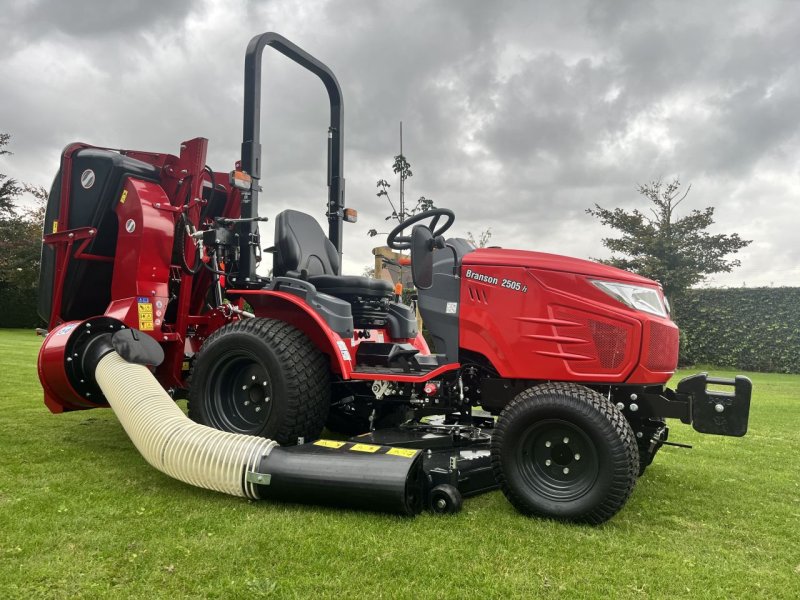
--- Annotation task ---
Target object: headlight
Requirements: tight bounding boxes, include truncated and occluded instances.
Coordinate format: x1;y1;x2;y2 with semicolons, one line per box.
591;280;667;317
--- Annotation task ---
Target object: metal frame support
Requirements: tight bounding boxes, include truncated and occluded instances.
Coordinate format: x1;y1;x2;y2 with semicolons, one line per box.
239;32;345;284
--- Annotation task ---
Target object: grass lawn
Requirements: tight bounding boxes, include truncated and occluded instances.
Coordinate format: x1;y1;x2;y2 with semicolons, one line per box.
1;327;798;599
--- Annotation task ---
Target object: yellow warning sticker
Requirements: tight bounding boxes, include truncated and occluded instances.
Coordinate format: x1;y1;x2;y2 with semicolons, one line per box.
386;447;418;458
138;301;154;331
314;439;346;449
350;443;381;453
119;189;128;204
52;220;58;233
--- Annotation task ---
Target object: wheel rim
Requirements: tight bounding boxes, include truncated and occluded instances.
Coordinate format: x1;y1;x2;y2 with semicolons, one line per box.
516;419;599;502
206;350;273;434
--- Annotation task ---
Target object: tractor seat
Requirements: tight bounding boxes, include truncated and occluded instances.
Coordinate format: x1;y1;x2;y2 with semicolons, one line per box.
307;274;393;297
273;210;393;327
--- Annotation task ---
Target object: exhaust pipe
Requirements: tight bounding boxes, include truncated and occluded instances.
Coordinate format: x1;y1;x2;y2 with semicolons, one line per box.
39;319;423;515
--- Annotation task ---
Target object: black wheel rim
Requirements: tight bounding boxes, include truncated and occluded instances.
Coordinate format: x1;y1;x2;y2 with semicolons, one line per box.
206;350;273;434
516;419;599;502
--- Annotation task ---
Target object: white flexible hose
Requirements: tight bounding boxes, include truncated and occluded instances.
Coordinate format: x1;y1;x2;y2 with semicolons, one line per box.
94;352;276;499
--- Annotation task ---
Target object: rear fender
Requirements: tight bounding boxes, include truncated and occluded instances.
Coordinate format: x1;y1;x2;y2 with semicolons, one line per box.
233;290;353;377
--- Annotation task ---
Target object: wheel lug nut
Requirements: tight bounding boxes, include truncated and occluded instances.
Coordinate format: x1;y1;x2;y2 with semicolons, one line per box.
545;459;552;466
545;441;552;448
242;385;248;390
254;406;261;412
563;467;570;474
563;437;569;444
251;375;256;381
244;401;250;406
574;453;581;461
262;381;267;386
265;397;270;402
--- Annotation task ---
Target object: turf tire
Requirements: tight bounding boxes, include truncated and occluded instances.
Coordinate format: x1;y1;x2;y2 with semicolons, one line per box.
188;318;329;445
491;382;639;524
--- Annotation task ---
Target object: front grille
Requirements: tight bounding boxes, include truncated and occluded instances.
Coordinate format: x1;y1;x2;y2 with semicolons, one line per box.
546;306;632;374
589;319;628;369
646;321;679;371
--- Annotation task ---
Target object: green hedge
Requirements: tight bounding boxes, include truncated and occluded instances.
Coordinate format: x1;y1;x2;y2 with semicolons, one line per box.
0;286;44;328
677;287;800;373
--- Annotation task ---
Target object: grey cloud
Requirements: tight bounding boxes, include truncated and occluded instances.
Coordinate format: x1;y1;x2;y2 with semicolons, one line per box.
1;0;798;286
6;0;195;38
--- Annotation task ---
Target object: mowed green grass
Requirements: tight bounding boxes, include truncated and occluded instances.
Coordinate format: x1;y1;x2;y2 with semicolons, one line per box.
0;328;798;599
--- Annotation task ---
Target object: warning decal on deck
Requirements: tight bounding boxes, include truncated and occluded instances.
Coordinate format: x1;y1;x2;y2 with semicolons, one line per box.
137;297;154;331
313;439;346;449
350;443;381;453
386;447;418;458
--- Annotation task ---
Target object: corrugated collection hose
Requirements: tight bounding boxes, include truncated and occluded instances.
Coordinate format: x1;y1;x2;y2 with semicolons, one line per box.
74;326;424;515
95;352;276;499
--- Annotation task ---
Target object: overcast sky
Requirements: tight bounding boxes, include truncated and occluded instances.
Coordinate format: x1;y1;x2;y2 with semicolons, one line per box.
1;0;798;288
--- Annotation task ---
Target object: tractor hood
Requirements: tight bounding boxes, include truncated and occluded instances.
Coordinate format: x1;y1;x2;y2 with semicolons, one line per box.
463;248;658;287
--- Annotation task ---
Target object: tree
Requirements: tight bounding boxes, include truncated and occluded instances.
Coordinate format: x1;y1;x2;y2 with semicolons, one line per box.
368;123;436;239
367;170;436;238
0;133;47;326
467;228;493;248
586;178;751;300
0;132;22;216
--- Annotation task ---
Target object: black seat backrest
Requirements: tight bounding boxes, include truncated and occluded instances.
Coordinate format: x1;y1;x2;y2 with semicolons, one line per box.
274;210;340;277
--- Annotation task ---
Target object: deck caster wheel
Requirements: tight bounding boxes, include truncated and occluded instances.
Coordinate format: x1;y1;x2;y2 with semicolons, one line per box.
428;484;463;514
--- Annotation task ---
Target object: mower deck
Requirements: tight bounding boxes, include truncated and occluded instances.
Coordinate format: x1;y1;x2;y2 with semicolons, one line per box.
350;418;498;504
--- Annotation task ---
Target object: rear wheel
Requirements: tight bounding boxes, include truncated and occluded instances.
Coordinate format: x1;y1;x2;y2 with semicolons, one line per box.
491;382;638;524
188;318;329;445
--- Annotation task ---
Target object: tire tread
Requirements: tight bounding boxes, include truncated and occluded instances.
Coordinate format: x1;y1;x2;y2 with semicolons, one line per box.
491;381;638;524
188;318;329;445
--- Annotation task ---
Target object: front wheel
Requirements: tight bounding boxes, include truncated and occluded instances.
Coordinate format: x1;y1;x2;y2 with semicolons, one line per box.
188;318;330;445
491;382;638;524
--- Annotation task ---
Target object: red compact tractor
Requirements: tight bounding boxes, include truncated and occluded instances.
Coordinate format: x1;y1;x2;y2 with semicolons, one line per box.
37;33;751;523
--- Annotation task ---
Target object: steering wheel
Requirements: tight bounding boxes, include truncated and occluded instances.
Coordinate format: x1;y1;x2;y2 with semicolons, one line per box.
386;208;456;250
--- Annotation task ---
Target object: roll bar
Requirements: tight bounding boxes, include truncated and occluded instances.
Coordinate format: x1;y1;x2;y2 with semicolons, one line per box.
238;32;345;282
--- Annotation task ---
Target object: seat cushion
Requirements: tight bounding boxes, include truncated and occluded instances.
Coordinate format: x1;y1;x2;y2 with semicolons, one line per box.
309;275;393;298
